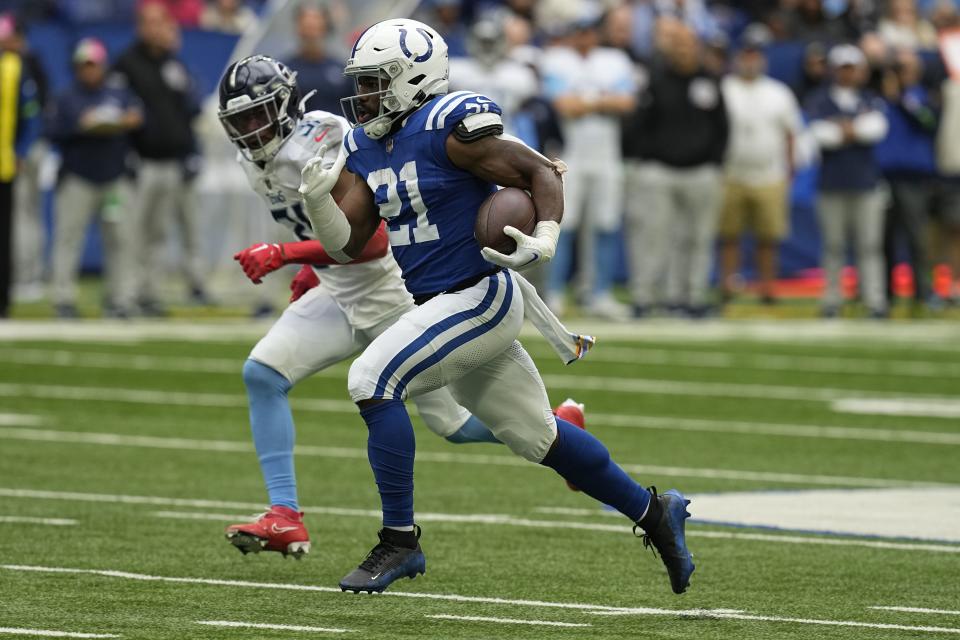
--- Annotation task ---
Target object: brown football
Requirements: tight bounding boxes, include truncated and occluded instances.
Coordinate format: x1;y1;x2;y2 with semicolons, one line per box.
474;187;537;255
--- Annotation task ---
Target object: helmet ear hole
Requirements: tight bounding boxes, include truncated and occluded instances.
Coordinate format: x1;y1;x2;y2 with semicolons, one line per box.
407;74;425;85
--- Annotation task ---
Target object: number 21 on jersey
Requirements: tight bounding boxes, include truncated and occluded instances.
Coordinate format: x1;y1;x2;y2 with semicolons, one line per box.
366;161;439;246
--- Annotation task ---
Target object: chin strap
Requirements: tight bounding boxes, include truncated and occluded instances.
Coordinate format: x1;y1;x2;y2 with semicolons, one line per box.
298;89;317;114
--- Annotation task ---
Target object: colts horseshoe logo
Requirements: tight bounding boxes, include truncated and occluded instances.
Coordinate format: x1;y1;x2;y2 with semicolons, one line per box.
398;27;433;63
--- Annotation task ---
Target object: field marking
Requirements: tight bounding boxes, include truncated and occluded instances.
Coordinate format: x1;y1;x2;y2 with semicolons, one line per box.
196;621;349;633
1;487;954;553
872;607;960;616
591;413;960;446
0;629;119;639
540;374;960;403
4;318;960;344
589;609;960;635
0;426;947;489
426;614;590;628
150;508;960;554
528;345;960;378
0;413;44;426
0;564;723;615
0;383;357;413
5;564;960;636
0;516;77;526
6;373;960;447
9;343;960;383
833;399;960;419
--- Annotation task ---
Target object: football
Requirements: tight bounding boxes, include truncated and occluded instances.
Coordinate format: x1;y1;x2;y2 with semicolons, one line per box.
474;187;537;254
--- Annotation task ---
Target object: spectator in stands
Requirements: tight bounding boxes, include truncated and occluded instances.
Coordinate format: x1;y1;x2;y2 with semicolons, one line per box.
114;0;210;315
876;48;939;308
420;0;468;57
806;44;889;318
1;15;49;303
200;0;257;34
151;0;203;27
47;39;142;319
878;0;939;49
0;15;38;318
935;69;960;303
284;1;352;116
449;12;539;134
719;24;803;305
778;0;855;43
792;40;829;100
541;6;637;319
624;21;727;317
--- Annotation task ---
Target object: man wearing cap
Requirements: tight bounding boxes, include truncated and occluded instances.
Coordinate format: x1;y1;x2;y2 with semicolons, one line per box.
540;5;637;319
719;24;803;305
805;44;889;318
46;38;142;318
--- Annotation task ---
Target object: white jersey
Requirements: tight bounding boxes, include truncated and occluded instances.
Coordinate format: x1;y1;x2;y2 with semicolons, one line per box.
238;110;412;329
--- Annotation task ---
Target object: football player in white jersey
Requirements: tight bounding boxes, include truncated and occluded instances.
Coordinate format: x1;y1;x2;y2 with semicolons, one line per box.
215;55;520;559
300;19;695;595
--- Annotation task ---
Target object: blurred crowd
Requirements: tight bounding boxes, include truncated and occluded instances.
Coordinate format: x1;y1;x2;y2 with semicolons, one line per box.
1;0;960;320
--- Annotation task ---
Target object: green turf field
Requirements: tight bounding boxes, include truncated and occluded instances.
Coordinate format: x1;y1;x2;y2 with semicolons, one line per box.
1;320;958;639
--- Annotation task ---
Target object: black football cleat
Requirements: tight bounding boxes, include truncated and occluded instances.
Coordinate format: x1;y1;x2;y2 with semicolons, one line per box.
635;487;695;594
339;526;426;594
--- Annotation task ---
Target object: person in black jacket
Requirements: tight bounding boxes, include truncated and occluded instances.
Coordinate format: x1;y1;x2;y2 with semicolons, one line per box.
623;21;728;317
113;1;210;315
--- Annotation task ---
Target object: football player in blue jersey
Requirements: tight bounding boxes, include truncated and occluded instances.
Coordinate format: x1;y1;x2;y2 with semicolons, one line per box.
300;18;695;595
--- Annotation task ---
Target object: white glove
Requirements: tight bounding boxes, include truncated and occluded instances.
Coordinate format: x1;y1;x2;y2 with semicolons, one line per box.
299;144;346;206
481;221;560;271
298;144;352;263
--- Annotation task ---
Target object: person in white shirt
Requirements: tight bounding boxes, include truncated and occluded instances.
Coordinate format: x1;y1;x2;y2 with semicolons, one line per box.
540;7;636;319
719;24;803;304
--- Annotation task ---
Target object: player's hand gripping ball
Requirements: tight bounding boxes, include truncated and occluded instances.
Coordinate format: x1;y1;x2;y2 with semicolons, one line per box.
474;187;537;254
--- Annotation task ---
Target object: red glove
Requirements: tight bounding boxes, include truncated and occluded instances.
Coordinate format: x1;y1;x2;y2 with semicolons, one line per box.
289;265;320;302
233;243;285;284
234;225;390;284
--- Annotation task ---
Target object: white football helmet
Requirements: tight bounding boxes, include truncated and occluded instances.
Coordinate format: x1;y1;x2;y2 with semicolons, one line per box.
341;18;449;139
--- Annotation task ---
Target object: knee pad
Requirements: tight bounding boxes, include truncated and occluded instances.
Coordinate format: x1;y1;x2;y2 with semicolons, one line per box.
347;356;381;403
493;418;556;463
242;359;291;395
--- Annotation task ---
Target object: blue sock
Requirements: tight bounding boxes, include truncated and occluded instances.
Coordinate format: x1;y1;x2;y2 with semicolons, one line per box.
360;400;416;527
547;229;577;296
445;415;501;444
242;359;299;511
541;419;651;522
595;230;620;294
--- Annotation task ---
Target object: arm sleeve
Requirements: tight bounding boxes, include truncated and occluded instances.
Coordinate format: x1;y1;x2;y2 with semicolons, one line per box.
282;222;389;265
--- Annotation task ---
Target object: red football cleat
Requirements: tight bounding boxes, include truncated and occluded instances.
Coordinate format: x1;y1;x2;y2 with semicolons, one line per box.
225;505;311;559
553;398;587;491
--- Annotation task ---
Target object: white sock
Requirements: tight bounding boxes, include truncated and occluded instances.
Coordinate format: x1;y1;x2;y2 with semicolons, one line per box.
386;525;415;532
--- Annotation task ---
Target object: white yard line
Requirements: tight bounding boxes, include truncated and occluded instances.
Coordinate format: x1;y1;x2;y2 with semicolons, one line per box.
527;346;960;378
0;488;954;553
4;564;960;636
872;607;960;616
196;621;349;633
589;609;960;635
5;374;959;447
3;318;960;344
591;413;960;446
0;516;76;526
833;399;960;419
10;343;960;380
0;629;119;639
0;413;44;426
541;374;960;403
426;614;590;628
150;509;960;554
0;427;946;489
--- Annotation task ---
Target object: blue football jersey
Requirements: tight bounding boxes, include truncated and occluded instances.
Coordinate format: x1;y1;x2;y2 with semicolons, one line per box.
343;91;502;296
